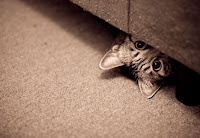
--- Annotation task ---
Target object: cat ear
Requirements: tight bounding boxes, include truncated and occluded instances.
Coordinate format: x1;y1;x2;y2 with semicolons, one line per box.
99;50;124;70
138;79;163;99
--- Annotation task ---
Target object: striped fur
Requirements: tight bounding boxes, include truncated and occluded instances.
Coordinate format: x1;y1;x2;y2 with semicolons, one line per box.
99;33;173;98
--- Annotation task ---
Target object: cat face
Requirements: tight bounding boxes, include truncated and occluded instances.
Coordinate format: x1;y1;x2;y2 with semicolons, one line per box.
99;34;172;98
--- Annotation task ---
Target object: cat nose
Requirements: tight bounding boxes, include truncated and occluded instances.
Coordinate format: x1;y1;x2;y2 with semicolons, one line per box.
112;45;120;53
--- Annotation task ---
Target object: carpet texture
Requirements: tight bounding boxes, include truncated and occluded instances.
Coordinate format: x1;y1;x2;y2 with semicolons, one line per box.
1;0;200;137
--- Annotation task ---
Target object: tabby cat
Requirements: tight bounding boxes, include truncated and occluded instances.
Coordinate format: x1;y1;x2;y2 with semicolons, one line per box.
99;32;173;98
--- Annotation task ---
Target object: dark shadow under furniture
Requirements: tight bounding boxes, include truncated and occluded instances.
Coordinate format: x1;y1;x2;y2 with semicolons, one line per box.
70;0;200;105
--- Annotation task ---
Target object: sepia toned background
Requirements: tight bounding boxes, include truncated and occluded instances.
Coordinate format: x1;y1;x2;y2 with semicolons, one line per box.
71;0;200;74
1;0;200;137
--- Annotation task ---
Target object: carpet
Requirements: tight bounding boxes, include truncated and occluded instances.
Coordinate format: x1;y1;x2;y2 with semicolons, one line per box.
0;0;200;137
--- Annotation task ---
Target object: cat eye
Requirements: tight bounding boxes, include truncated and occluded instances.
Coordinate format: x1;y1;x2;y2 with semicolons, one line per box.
134;41;147;50
152;59;162;72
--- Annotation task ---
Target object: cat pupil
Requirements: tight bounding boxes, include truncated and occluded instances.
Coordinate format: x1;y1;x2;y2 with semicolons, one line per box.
134;41;145;50
99;33;173;98
152;59;162;71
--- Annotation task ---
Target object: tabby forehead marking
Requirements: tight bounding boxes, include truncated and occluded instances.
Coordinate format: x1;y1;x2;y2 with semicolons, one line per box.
99;33;174;99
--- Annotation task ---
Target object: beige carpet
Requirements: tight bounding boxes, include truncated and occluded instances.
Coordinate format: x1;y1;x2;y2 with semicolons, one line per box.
1;0;200;137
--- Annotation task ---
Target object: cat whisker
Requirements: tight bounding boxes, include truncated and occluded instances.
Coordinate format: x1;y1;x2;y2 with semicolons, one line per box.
99;33;174;99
